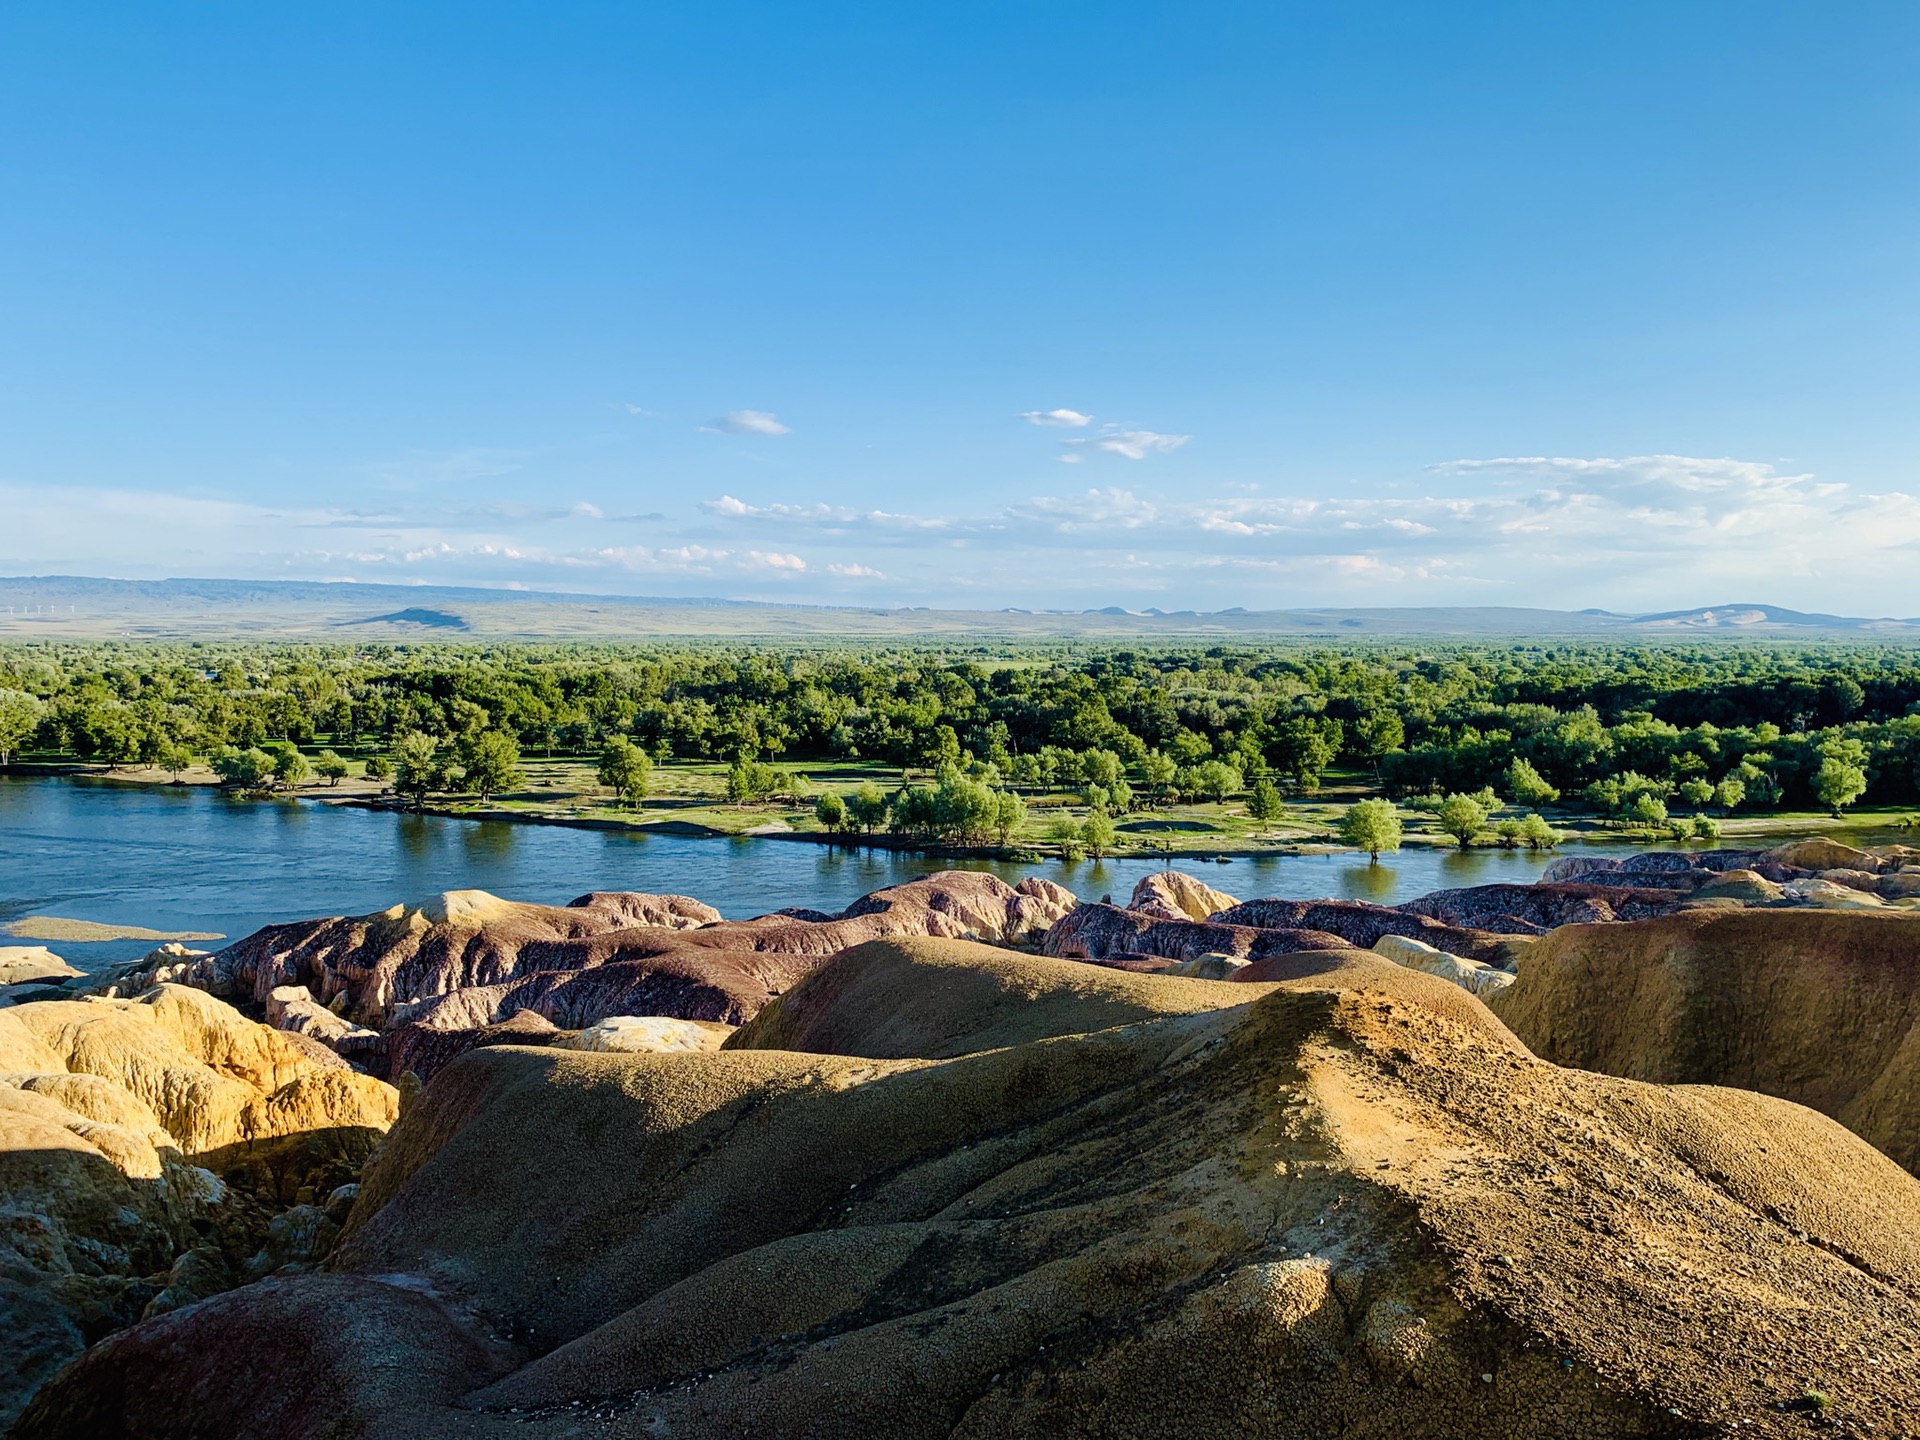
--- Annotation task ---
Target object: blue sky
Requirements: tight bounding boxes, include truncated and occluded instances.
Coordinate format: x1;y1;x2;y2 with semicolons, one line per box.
2;2;1917;611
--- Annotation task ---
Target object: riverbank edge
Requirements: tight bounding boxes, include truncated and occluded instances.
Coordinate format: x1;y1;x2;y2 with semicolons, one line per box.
2;761;1872;864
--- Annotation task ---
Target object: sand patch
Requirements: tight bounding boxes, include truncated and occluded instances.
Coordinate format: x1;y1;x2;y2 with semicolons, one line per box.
4;916;225;943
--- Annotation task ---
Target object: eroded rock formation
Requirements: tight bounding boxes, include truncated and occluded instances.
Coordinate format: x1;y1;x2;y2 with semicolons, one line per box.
20;939;1920;1438
0;987;399;1428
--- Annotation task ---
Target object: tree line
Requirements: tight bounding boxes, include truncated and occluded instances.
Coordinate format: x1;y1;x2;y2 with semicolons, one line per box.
5;638;1920;819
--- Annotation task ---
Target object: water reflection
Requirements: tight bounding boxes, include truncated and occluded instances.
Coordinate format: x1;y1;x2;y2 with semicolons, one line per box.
1336;861;1401;902
459;821;519;866
2;776;1683;973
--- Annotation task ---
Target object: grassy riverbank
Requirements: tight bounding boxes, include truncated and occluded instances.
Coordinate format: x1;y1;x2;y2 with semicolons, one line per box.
12;756;1901;861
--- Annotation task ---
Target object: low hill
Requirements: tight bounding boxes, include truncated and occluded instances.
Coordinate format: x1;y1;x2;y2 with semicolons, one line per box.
4;574;1917;639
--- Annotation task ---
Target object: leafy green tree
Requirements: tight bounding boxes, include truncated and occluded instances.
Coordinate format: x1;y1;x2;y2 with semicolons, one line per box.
1353;711;1405;761
1694;815;1722;841
1518;812;1560;850
726;757;781;803
1495;817;1524;847
1177;759;1242;803
1167;729;1212;765
0;689;44;764
847;781;890;835
1081;808;1117;859
314;749;349;786
392;731;443;810
1267;717;1342;794
1140;749;1178;801
211;745;275;790
1337;798;1403;861
1630;792;1668;830
1712;775;1745;812
814;790;848;831
1046;816;1085;861
156;742;196;780
598;736;653;807
463;730;524;801
1678;778;1714;809
363;754;393;782
1505;758;1560;808
1081;748;1125;791
1436;792;1488;850
993;790;1026;845
263;742;310;790
1814;756;1868;816
1246;777;1285;824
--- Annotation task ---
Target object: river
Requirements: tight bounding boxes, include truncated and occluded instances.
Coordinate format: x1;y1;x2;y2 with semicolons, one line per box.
4;775;1672;971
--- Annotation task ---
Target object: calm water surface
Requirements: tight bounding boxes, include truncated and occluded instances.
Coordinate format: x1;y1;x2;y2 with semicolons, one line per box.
4;776;1665;971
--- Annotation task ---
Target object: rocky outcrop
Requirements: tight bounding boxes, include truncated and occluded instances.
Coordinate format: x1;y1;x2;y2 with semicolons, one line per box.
1043;903;1349;965
209;874;1078;1035
839;872;1077;945
23;938;1920;1437
1542;849;1762;885
1764;837;1886;873
1126;870;1238;922
564;892;722;927
1369;934;1513;999
1210;897;1508;964
1396;881;1687;933
0;985;401;1427
7;987;394;1155
1686;868;1785;904
554;1016;733;1054
205;890;696;1025
264;985;382;1065
386;1009;564;1086
1489;907;1920;1175
0;947;82;988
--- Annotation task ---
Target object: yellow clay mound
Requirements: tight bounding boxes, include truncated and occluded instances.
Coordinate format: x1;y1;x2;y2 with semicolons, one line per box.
8;984;397;1155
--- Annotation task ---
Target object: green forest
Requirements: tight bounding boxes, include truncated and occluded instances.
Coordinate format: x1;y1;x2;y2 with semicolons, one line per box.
1;640;1915;830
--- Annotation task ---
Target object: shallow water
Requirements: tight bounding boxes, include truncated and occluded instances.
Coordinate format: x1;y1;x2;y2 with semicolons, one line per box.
2;775;1678;971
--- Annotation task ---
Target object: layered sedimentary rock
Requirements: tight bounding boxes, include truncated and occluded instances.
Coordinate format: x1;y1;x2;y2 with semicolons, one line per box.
22;939;1920;1438
210;873;1078;1040
0;987;400;1428
1211;897;1509;964
1396;880;1687;933
1489;906;1920;1174
1042;903;1349;966
1126;870;1238;921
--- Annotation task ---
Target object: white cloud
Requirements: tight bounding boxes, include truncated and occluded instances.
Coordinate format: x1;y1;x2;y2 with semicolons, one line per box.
1063;428;1191;461
1021;409;1093;428
702;409;791;436
12;451;1919;613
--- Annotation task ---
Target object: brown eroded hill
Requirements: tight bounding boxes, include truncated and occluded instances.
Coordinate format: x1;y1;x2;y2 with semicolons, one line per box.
19;939;1920;1438
207;872;1075;1035
1489;906;1920;1174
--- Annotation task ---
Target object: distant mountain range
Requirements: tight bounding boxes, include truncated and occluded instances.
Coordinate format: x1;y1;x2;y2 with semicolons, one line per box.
2;575;1917;641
